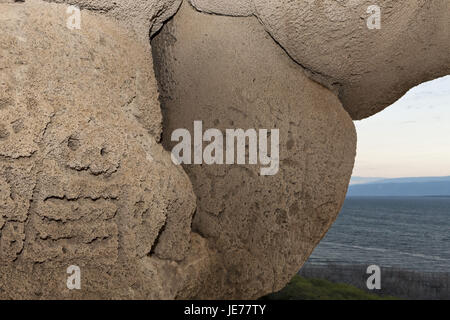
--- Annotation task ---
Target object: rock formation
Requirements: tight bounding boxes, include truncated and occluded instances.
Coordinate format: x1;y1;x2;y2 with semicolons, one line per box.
189;0;450;119
152;2;356;299
0;0;448;299
0;1;199;299
41;0;182;40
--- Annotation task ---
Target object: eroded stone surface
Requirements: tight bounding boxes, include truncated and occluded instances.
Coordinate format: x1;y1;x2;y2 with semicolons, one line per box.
189;0;450;119
0;1;196;299
42;0;182;40
152;2;356;299
5;0;438;300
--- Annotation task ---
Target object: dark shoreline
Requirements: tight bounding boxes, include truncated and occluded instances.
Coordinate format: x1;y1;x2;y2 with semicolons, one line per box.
299;263;450;300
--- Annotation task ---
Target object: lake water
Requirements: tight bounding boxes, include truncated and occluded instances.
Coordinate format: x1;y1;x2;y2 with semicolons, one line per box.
305;196;450;273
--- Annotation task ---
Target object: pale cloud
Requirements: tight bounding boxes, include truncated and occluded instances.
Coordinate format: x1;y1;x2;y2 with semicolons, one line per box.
352;75;450;178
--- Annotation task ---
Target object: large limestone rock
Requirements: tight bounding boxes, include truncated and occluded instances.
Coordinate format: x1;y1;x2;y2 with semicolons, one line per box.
9;0;442;300
152;2;356;299
189;0;450;119
0;1;199;299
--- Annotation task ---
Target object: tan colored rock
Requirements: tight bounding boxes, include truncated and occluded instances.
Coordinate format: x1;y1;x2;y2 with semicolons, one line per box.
189;0;450;119
0;1;197;299
152;2;356;299
42;0;182;40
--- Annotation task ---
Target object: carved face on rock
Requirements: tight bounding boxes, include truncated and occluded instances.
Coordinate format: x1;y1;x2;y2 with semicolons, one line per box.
21;109;163;266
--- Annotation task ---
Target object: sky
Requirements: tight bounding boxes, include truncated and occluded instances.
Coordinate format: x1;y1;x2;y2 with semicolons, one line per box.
352;75;450;178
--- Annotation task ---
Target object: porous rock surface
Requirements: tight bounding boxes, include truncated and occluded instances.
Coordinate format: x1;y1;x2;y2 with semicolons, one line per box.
5;0;444;300
0;1;202;299
152;2;356;299
189;0;450;119
41;0;182;40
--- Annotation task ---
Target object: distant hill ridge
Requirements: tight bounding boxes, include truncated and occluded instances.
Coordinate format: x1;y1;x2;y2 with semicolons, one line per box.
348;176;450;196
